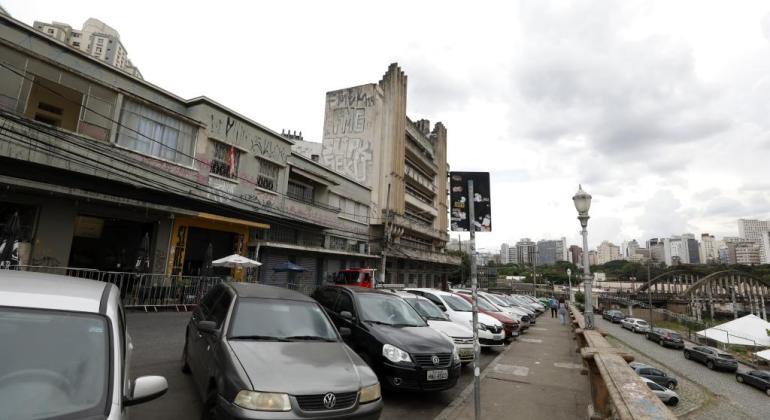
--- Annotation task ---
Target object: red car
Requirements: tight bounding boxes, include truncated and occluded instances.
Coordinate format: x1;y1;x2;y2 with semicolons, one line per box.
455;293;520;339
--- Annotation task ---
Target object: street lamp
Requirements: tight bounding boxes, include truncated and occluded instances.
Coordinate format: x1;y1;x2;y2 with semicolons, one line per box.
572;184;594;329
566;268;574;302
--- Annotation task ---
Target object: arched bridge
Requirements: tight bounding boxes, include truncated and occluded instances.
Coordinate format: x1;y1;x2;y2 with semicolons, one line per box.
604;269;769;320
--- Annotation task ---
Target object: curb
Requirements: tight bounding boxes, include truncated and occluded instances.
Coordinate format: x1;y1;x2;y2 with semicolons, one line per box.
432;340;516;420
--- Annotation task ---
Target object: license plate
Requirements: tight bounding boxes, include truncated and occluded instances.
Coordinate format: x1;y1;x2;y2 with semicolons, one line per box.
427;369;448;381
492;333;503;340
459;348;474;357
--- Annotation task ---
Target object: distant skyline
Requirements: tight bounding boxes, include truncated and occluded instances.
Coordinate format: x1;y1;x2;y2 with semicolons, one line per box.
6;0;770;249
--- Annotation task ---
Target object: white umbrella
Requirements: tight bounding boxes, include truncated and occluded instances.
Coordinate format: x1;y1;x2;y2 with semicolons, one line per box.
212;254;262;268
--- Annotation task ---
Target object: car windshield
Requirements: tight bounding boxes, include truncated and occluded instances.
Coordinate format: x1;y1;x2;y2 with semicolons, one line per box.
475;296;499;312
229;299;338;341
358;294;426;327
443;295;473;312
404;297;446;320
486;295;510;307
0;308;110;419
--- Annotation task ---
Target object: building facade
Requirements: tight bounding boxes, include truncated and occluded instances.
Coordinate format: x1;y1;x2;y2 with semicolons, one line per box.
0;14;379;293
597;241;621;265
699;233;718;264
32;18;142;78
500;243;509;264
569;245;582;266
515;238;536;265
536;238;566;266
300;64;459;287
738;219;770;264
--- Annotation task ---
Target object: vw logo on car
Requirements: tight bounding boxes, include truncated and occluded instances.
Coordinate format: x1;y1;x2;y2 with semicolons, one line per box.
322;392;336;409
431;355;440;366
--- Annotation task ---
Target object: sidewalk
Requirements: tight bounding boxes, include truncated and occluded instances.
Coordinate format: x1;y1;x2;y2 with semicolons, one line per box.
436;313;589;420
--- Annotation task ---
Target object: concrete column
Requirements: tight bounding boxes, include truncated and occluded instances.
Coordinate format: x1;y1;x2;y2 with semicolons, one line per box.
707;282;714;320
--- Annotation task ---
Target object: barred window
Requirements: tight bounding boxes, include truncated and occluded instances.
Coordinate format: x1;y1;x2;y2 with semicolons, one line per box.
256;157;279;191
210;141;240;178
287;181;313;202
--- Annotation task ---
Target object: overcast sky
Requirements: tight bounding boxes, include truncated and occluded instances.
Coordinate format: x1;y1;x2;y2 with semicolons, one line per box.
6;0;770;251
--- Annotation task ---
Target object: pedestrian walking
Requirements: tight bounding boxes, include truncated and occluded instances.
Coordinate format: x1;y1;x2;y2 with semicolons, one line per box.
558;297;568;325
549;296;558;318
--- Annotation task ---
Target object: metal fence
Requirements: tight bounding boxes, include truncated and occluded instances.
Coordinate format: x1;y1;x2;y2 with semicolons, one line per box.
5;266;225;312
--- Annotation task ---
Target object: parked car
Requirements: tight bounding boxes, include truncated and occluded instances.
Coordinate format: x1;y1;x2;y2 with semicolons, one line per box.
620;317;650;333
404;288;506;346
629;362;678;390
489;293;538;321
646;328;685;349
392;291;475;365
453;292;521;339
683;346;738;372
313;286;461;392
640;377;680;406
183;283;382;419
455;290;533;327
602;309;625;323
509;294;545;314
0;270;168;420
735;370;770;396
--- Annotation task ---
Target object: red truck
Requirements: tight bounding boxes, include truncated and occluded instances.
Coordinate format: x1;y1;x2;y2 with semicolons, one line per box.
333;268;377;288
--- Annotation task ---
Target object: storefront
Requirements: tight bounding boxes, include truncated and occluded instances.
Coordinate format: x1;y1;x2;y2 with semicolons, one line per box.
167;213;269;280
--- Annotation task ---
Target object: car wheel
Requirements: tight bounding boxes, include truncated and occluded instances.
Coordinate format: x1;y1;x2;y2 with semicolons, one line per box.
201;390;219;420
667;382;676;390
181;341;191;374
765;387;770;397
668;397;678;407
684;352;690;360
707;360;715;370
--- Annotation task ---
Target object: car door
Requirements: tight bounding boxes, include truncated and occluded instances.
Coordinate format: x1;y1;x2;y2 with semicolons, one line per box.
315;288;341;323
334;290;360;347
199;289;233;393
646;368;668;387
645;381;666;399
188;286;224;391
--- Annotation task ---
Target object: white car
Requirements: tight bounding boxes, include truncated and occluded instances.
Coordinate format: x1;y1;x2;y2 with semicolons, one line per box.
393;291;475;364
641;377;679;406
621;317;650;333
0;270;168;420
510;294;545;313
404;289;505;347
456;290;532;327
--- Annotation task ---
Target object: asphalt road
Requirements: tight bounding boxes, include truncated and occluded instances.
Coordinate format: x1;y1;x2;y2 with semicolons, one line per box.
126;311;503;420
596;318;768;420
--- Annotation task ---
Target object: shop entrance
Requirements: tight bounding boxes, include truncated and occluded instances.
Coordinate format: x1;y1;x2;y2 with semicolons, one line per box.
68;215;153;271
183;226;237;277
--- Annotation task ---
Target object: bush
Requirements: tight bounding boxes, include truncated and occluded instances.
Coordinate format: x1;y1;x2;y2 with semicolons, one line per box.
575;291;585;304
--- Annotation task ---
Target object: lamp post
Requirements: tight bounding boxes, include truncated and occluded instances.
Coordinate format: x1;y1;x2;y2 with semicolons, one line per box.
572;185;594;329
567;268;574;302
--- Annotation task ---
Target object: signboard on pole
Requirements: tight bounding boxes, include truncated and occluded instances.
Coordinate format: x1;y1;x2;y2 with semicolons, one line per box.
450;172;491;232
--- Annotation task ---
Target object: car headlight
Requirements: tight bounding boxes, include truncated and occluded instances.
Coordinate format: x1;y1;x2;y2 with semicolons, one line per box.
469;320;488;331
452;346;460;363
359;383;381;403
233;391;291;411
382;344;412;363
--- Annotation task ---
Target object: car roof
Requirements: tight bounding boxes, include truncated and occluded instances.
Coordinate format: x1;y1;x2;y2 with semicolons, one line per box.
405;288;456;296
329;285;395;296
0;270;108;313
228;282;315;302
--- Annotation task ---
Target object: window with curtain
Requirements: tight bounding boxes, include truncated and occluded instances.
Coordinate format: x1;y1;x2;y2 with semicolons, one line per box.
117;98;197;166
210;140;240;178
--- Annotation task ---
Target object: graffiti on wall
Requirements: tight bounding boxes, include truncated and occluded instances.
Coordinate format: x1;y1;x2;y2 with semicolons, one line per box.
321;137;373;184
208;112;289;164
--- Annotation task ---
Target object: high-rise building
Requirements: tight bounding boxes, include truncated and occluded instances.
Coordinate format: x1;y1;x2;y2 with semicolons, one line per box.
723;236;757;265
622;240;640;260
500;243;509;264
317;64;459;285
738;219;770;264
647;238;665;263
735;242;761;265
597;241;621;264
699;233;719;264
569;245;582;266
588;250;598;266
32;18;142;79
536;238;567;266
515;238;536;265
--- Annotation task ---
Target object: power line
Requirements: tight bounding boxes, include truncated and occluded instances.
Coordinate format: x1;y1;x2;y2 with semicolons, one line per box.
0;59;379;222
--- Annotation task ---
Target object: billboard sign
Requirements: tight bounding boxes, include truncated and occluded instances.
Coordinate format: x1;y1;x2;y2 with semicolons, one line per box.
449;172;491;232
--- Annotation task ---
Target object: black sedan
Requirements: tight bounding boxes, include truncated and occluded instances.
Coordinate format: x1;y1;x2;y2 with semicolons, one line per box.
602;310;625;323
313;285;461;392
735;370;770;396
645;327;685;349
182;283;383;420
683;346;738;372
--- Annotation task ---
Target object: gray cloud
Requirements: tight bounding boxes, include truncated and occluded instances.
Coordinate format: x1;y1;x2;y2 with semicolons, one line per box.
636;190;690;240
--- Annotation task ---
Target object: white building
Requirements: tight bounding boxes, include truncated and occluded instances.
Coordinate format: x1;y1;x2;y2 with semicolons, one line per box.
597;241;621;264
699;233;719;264
500;243;509;264
33;18;142;79
738;219;770;264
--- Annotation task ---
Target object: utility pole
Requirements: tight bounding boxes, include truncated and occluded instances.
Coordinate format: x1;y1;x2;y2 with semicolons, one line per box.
468;179;481;420
647;261;653;329
532;249;538;298
378;184;391;288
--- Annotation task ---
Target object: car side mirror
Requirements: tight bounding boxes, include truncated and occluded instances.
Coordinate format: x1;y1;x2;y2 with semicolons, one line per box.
340;311;355;322
198;320;218;335
339;327;352;338
124;376;168;407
